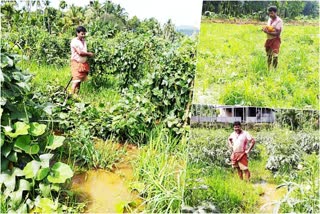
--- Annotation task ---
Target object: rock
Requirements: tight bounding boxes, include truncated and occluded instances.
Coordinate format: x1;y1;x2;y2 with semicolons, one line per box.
203;203;220;213
195;207;206;214
181;205;195;213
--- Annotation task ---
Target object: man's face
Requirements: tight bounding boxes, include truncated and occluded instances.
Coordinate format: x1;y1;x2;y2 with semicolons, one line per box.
268;11;276;19
234;125;241;133
77;31;86;40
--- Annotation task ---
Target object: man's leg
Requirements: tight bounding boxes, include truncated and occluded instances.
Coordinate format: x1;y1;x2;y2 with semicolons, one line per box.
244;169;251;181
267;54;272;70
71;82;77;94
236;167;243;180
272;52;278;69
71;81;80;94
76;82;81;93
272;57;278;69
272;39;280;69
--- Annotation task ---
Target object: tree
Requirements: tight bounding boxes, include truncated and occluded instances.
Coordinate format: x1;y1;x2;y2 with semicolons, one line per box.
59;0;67;10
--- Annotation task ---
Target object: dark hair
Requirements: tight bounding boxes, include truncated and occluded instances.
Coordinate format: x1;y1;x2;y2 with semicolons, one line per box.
268;6;277;13
76;26;87;34
233;121;241;127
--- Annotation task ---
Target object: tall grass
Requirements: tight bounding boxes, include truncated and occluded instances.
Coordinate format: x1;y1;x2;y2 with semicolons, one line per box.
194;23;319;109
132;126;187;213
185;166;262;213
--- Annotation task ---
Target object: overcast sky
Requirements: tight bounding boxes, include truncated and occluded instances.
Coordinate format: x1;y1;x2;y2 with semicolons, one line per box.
47;0;202;28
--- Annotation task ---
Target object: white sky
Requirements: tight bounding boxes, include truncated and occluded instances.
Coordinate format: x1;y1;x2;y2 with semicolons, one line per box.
48;0;203;28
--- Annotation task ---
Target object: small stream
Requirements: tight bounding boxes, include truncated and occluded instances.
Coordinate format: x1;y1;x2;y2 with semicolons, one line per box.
71;145;143;213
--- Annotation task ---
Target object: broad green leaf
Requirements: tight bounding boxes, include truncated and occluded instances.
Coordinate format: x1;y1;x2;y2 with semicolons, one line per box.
3;188;11;200
39;154;54;168
36;168;50;181
39;183;51;197
18;179;30;191
47;162;73;183
43;103;54;115
2;171;15;192
36;198;57;212
5;122;30;138
2;143;13;157
9;190;23;206
7;151;18;162
1;55;13;67
51;183;61;192
14;135;39;154
29;123;46;136
14;135;31;150
46;135;65;150
12;167;24;177
23;160;41;179
0;173;9;185
28;144;40;154
15;203;28;214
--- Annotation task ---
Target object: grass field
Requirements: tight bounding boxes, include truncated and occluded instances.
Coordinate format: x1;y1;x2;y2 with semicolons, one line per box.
194;22;319;109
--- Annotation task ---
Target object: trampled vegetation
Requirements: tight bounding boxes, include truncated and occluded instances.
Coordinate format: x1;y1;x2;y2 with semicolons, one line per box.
1;1;195;212
193;22;319;109
185;126;319;213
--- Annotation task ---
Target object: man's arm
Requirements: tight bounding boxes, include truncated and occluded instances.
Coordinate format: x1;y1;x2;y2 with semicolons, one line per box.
263;28;281;36
245;138;255;154
73;47;94;57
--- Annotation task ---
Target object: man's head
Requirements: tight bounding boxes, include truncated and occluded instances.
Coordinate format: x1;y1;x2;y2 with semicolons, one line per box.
233;121;242;133
268;6;277;19
76;26;87;40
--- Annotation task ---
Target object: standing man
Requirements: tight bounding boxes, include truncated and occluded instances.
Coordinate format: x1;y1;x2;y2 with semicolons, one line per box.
228;121;255;181
263;6;283;70
70;26;94;95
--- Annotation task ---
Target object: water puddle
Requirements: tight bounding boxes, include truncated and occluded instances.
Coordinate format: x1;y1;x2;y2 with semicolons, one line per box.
254;180;287;213
71;144;143;213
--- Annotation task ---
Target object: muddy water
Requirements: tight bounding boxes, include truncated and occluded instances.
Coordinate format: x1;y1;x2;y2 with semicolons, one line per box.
72;145;143;213
254;181;287;213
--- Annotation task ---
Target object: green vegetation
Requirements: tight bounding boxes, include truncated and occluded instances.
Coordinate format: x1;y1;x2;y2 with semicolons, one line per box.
132;127;187;212
185;127;319;213
194;22;319;109
202;1;319;21
1;52;80;212
1;1;196;212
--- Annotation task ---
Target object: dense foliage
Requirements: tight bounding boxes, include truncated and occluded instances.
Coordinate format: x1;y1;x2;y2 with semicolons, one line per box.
0;53;76;213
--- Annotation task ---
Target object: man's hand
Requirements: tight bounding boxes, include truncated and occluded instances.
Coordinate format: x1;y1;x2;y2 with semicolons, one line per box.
246;139;255;154
88;52;94;57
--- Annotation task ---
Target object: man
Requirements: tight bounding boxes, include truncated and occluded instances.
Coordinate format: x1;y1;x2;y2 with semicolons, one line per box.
70;26;94;95
228;121;255;181
262;6;283;70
